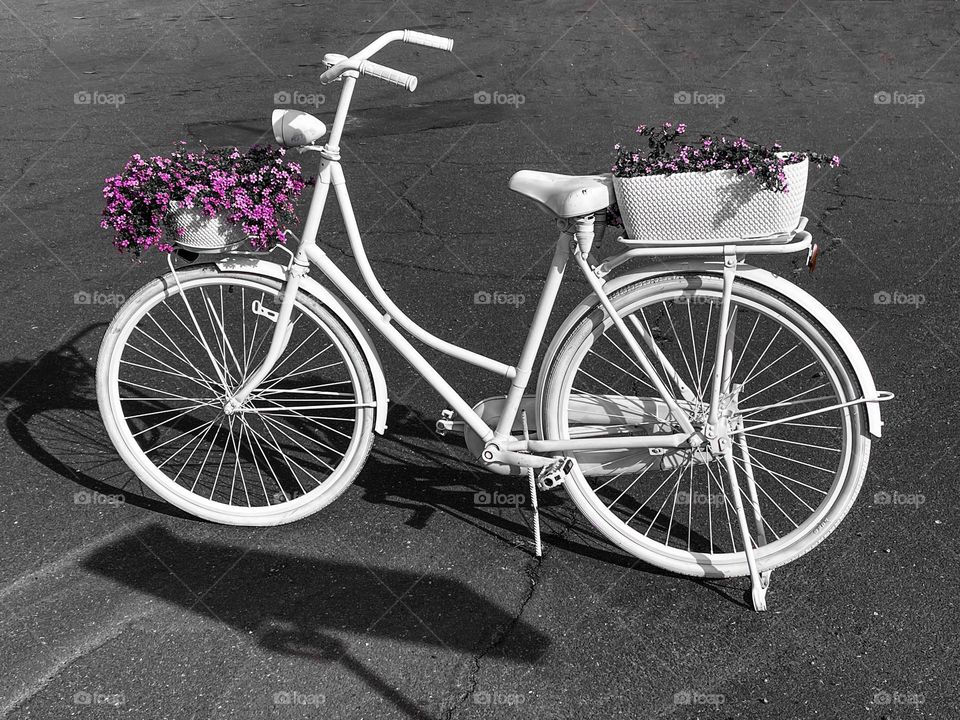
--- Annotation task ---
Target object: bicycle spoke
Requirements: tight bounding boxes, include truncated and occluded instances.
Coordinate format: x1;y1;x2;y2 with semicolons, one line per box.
745;444;836;474
588;347;656;394
661;300;701;400
143;311;221;392
742;431;840;454
252;396;356;440
643;465;685;537
731;454;801;528
120;356;217;394
731;312;761;380
258;413;339;473
738;360;818;406
685;301;703;398
124;402;212;420
696;300;714;396
705;461;737;551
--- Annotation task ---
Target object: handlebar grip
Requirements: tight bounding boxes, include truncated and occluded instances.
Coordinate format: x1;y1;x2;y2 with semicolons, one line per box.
359;60;418;91
403;30;454;51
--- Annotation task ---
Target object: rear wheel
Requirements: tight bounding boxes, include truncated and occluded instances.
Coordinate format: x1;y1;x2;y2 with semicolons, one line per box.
97;266;375;525
541;274;870;577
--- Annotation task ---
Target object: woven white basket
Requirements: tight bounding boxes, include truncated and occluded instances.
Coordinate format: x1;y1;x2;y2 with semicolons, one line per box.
167;201;246;253
613;157;808;242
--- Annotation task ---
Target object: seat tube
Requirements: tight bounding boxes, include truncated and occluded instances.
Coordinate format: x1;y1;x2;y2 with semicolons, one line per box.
493;232;570;438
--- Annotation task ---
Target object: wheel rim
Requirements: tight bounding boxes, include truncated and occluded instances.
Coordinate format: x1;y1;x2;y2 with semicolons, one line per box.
106;276;369;516
554;277;860;573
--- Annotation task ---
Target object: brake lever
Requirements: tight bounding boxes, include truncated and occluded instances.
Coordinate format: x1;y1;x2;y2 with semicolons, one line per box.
322;53;347;82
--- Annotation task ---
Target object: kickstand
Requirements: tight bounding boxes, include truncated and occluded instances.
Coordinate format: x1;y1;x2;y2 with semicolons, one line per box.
521;410;542;558
731;383;773;610
721;443;769;611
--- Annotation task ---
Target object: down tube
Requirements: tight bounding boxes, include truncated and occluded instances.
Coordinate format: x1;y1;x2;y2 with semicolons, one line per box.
302;243;496;443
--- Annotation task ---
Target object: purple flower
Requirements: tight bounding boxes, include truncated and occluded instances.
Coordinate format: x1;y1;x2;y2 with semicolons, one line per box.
609;126;842;193
101;142;310;255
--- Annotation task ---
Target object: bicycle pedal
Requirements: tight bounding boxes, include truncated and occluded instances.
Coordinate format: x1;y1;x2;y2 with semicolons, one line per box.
435;409;464;437
537;457;574;491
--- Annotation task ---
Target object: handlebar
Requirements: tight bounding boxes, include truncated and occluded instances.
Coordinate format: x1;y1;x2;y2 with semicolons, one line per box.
319;29;453;90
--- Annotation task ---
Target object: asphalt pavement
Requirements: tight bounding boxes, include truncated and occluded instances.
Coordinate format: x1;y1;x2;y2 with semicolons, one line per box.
0;1;957;718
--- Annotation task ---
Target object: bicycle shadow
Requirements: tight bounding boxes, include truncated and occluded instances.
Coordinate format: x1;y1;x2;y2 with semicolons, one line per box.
82;524;550;719
1;324;193;518
0;324;747;608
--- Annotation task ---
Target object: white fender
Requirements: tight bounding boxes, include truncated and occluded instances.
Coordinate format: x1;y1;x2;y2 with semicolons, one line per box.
536;260;883;438
215;256;389;434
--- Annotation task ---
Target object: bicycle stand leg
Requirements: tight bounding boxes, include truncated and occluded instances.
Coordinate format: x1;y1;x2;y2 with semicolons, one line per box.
734;425;772;594
721;445;768;611
521;410;542;558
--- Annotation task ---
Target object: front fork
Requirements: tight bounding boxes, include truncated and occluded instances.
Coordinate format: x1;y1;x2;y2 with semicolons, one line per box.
222;258;308;414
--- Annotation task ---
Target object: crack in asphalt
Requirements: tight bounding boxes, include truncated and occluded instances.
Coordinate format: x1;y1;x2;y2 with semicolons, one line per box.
399;193;440;239
439;501;580;720
438;554;544;720
809;166;849;261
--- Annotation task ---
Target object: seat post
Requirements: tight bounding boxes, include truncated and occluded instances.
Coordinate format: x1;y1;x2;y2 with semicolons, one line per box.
570;215;596;257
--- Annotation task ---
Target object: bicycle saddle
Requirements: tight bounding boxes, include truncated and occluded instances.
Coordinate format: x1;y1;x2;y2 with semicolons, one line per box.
508;170;614;218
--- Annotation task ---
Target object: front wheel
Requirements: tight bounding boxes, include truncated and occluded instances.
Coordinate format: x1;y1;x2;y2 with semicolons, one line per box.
97;266;376;525
540;274;871;577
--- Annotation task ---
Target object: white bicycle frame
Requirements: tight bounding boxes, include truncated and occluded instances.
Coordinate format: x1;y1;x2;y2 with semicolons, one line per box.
189;28;894;609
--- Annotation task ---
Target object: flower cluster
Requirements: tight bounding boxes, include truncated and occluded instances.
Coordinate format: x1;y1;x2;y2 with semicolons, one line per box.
611;122;841;193
101;143;310;254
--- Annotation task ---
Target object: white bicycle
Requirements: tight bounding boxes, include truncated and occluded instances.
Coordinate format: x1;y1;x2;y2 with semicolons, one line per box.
97;30;891;610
